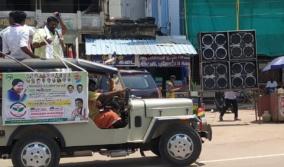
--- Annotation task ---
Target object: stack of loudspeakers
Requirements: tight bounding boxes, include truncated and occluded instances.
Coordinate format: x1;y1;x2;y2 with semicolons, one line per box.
229;30;257;89
200;30;257;91
200;32;230;90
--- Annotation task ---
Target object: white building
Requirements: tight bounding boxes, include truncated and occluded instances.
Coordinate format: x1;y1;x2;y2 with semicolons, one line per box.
109;0;146;20
145;0;185;35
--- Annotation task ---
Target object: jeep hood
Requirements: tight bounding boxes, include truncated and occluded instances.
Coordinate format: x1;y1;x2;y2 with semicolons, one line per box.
139;98;193;117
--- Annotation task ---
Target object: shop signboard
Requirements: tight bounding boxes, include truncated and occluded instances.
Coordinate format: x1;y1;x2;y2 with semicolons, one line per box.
2;71;89;125
139;55;190;67
91;55;135;66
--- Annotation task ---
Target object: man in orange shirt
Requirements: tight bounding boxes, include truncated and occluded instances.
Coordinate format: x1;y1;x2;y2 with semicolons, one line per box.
88;78;126;129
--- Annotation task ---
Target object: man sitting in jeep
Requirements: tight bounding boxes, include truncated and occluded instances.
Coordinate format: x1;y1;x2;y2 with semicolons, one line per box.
88;78;127;129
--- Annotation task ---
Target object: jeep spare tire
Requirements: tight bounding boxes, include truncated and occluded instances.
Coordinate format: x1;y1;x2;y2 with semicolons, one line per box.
11;134;60;167
159;125;202;166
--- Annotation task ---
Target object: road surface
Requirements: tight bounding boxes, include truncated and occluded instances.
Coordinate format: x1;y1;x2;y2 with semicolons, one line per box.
1;123;284;167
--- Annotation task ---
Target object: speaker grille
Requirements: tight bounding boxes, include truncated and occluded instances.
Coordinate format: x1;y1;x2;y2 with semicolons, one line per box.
202;34;214;46
230;33;242;45
230;61;257;89
200;32;229;61
215;47;227;60
232;77;243;89
229;31;256;60
215;34;227;45
202;62;229;90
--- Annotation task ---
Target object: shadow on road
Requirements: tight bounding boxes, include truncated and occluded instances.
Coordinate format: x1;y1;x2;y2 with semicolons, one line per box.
250;120;284;124
211;123;250;127
60;156;204;167
60;157;165;167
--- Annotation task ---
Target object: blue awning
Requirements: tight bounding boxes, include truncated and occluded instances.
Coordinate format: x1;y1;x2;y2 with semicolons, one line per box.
85;36;197;56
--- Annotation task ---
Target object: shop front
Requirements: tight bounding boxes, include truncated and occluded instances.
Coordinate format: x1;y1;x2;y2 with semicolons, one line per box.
139;54;191;97
84;36;197;98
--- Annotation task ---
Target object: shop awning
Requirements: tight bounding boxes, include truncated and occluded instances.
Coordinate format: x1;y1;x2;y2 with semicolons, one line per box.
85;36;197;56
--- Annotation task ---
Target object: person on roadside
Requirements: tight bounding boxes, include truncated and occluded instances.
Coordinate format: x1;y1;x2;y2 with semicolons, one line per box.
219;90;239;121
265;78;278;94
215;91;225;112
32;12;67;59
2;11;39;60
104;52;117;65
166;75;181;98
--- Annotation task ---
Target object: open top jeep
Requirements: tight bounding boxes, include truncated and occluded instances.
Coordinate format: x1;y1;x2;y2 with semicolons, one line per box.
0;58;212;167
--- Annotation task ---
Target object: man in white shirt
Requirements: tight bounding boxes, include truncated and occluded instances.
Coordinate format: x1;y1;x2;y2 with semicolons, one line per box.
2;11;38;60
265;79;278;94
219;91;239;121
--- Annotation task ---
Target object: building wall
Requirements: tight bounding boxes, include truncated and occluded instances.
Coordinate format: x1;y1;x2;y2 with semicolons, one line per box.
0;0;35;11
41;0;75;13
146;0;183;35
145;0;152;17
145;0;158;26
109;0;123;18
169;0;180;35
159;0;169;34
122;0;145;20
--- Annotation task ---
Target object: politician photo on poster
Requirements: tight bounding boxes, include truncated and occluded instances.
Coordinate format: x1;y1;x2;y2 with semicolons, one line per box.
7;79;27;102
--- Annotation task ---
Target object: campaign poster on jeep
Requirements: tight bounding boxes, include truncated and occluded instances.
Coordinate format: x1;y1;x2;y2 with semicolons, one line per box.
2;71;89;125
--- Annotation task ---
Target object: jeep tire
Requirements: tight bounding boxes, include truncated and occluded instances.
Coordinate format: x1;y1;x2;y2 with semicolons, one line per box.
159;125;202;166
150;137;160;156
11;134;60;167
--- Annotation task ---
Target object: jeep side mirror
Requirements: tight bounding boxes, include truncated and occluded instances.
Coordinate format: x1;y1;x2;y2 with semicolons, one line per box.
130;95;136;99
125;88;130;97
124;88;131;104
130;95;142;99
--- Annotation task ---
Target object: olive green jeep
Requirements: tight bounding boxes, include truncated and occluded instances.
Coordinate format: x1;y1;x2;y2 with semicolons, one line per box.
0;59;212;167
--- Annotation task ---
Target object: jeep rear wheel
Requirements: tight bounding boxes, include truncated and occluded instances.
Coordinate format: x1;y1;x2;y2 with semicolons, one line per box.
159;125;202;166
11;135;60;167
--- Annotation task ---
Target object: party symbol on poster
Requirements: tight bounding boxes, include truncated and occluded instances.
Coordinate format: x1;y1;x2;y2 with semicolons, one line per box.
9;102;27;118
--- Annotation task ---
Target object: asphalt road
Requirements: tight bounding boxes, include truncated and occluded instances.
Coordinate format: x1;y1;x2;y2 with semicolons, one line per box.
1;123;284;167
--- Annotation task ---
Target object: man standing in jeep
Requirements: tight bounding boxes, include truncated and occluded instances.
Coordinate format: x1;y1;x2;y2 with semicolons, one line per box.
2;11;39;59
32;12;67;59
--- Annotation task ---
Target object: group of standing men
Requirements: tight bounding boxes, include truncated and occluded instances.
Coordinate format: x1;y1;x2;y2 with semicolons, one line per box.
0;10;67;60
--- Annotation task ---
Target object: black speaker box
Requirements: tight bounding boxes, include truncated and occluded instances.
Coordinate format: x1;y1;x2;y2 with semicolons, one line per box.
230;61;258;89
228;30;256;60
200;32;229;61
202;62;230;90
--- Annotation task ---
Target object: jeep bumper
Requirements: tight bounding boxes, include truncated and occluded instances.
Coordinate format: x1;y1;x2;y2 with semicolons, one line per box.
198;117;212;141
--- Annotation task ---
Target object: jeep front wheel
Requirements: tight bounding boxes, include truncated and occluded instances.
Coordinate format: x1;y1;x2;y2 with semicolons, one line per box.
11;135;60;167
150;137;160;156
159;125;202;166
